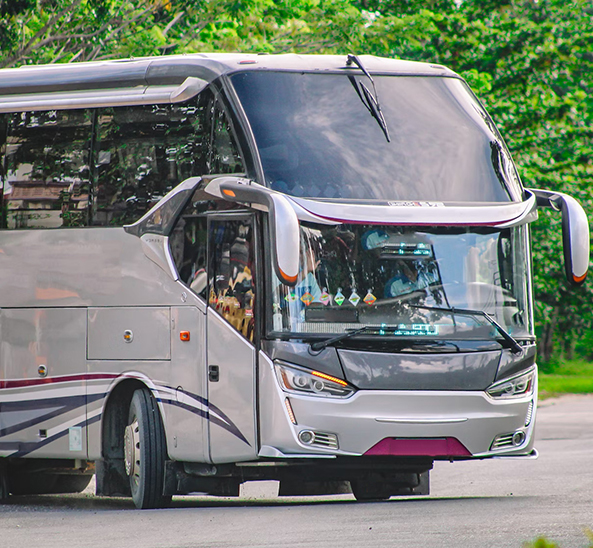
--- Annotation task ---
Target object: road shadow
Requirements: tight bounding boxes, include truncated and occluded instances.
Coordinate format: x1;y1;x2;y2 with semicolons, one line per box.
0;492;535;512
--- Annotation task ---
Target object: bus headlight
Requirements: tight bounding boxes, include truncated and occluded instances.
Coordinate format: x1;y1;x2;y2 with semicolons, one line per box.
274;361;356;398
487;367;536;399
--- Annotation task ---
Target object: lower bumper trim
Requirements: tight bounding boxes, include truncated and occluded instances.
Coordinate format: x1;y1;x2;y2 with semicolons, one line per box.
364;437;472;457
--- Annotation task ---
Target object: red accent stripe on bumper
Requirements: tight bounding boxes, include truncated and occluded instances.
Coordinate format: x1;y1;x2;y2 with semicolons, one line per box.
364;437;472;457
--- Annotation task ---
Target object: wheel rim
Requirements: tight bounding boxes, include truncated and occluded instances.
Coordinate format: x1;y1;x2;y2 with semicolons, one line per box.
124;418;140;484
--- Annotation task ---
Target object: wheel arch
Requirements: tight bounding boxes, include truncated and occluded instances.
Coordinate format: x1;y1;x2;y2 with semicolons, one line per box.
96;376;172;499
101;378;149;461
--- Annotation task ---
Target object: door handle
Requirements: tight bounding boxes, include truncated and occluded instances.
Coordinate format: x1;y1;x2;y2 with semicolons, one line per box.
208;365;220;382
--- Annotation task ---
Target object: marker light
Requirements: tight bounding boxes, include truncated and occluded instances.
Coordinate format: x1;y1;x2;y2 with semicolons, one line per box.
487;367;536;399
275;361;355;398
284;398;297;425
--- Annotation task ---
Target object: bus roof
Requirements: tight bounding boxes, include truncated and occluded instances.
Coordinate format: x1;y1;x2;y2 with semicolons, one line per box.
0;53;457;96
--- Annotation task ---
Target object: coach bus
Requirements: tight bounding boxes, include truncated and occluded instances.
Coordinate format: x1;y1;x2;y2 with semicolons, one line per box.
0;53;588;508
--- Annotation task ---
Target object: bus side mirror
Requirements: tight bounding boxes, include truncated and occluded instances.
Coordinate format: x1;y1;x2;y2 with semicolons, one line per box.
205;177;300;286
267;193;300;285
530;188;590;285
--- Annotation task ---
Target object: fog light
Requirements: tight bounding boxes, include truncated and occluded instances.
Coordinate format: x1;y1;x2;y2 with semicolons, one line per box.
299;430;314;444
512;431;526;446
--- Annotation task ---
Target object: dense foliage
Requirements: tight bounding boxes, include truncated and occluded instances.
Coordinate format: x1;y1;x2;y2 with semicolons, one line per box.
1;0;591;361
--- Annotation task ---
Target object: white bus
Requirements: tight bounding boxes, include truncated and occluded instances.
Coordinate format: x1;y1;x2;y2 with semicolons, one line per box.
0;53;588;508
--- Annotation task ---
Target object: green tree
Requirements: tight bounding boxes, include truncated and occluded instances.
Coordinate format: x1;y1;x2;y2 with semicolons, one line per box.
2;0;592;361
354;0;593;362
0;0;366;67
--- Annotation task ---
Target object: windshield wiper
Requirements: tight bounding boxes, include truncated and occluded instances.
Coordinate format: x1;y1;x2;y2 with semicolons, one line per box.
407;304;524;355
310;325;400;352
346;54;391;142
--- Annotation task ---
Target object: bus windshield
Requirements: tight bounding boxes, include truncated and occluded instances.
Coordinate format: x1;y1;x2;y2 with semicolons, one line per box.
231;71;522;202
269;223;532;346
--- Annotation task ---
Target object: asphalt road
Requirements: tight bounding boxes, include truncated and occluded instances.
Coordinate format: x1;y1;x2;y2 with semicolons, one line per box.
1;395;592;548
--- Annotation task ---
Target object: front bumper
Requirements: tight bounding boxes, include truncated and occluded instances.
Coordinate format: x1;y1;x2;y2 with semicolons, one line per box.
259;353;537;460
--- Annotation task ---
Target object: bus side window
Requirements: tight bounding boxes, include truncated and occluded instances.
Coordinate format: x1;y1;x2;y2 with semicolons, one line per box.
92;95;213;227
210;99;244;175
208;219;256;341
91;87;246;228
170;208;209;299
2;110;92;229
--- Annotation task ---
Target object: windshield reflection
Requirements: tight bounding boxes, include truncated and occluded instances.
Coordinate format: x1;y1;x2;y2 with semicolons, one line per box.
270;224;532;343
231;71;523;202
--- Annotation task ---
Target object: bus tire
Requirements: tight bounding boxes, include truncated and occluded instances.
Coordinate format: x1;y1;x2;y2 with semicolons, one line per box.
124;388;171;509
50;474;93;494
350;480;392;502
0;460;8;500
9;472;58;495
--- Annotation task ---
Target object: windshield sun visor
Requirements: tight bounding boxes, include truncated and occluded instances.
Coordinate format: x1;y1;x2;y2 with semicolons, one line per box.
287;191;538;228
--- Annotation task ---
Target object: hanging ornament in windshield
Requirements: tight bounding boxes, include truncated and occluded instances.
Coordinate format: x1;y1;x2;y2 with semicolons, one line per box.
349;290;361;306
364;290;377;305
301;292;314;306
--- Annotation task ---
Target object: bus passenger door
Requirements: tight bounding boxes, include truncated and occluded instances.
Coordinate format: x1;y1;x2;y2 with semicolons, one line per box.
206;216;258;463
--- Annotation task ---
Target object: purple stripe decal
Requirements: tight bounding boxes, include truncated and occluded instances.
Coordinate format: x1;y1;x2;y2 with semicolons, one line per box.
1;377;251;451
0;393;104;438
160;387;251;447
3;414;102;458
0;373;119;390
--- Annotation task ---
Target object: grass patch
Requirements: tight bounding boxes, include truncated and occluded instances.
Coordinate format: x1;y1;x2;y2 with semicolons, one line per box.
538;359;593;397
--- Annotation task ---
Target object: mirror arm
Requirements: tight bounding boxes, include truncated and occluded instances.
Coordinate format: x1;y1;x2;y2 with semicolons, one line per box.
209;179;300;286
528;188;590;286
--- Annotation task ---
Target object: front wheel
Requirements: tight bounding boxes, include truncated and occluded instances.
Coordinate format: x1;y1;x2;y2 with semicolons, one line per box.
350;479;392;501
124;388;171;509
351;471;429;501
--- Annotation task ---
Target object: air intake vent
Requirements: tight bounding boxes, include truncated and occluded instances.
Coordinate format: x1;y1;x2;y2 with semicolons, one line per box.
491;430;526;450
491;433;515;450
311;431;339;449
299;430;339;450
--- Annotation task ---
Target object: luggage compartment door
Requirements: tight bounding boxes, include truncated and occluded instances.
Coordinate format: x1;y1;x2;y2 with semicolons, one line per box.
0;308;88;459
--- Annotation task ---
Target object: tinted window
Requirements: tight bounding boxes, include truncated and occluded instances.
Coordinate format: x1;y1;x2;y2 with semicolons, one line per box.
170;206;209;298
2;110;91;228
210;101;244;175
0;85;247;229
208;218;256;341
92;92;214;226
93;89;246;227
232;72;521;202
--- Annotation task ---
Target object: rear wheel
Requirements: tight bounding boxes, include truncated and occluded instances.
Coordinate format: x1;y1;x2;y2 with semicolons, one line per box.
124;388;171;509
9;473;58;495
